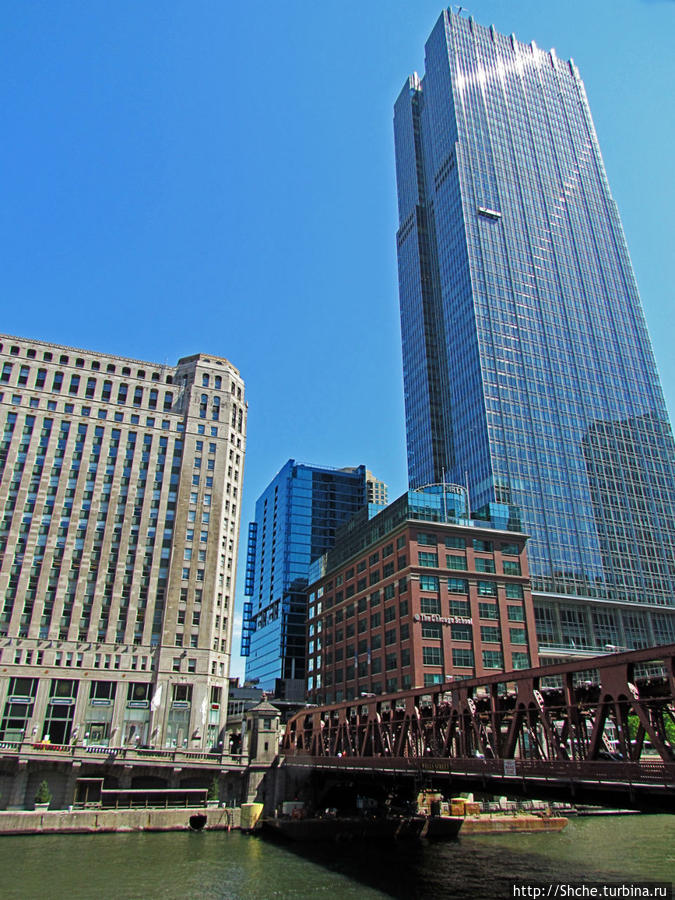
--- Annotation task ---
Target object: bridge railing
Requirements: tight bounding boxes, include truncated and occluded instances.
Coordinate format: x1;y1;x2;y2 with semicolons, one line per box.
283;643;675;767
285;752;675;787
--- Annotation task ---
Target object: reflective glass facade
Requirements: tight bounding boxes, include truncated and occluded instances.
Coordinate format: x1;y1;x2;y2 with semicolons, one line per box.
242;460;386;697
394;10;675;655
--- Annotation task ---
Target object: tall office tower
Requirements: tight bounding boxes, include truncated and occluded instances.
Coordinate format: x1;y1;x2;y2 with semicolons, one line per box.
0;335;246;750
241;460;388;699
394;10;675;659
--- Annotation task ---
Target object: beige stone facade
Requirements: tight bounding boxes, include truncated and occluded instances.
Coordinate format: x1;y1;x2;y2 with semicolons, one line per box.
0;334;246;751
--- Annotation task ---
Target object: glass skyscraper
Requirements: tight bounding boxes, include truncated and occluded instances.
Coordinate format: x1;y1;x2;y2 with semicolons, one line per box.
394;9;675;658
241;460;387;698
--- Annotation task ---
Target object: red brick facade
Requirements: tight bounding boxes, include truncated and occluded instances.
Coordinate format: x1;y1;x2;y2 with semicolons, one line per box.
306;521;538;704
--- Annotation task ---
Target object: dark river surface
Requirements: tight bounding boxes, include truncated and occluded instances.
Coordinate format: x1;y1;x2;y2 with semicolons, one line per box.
0;815;673;899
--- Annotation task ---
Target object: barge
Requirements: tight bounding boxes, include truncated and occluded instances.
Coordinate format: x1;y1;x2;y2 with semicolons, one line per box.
263;813;463;843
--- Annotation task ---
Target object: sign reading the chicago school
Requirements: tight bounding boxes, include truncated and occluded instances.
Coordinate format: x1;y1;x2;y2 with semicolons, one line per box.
414;613;472;626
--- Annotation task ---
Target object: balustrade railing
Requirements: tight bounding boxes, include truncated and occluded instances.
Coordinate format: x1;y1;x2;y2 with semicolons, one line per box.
0;740;248;767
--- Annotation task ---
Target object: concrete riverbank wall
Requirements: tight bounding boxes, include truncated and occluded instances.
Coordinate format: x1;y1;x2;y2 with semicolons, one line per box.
0;806;241;835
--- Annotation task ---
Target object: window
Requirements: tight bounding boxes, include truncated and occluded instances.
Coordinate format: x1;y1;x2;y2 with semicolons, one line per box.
452;648;474;668
417;532;437;546
420;596;441;615
480;626;500;643
512;652;530;670
90;681;115;701
505;583;524;600
424;673;443;686
507;606;524;622
446;554;466;570
477;581;496;596
509;628;527;644
479;602;498;620
449;599;470;616
420;575;439;592
421;622;442;639
482;650;503;669
475;558;495;573
473;539;492;552
503;560;521;576
423;646;442;666
418;551;438;567
447;578;468;594
445;535;466;550
501;543;519;556
450;623;471;641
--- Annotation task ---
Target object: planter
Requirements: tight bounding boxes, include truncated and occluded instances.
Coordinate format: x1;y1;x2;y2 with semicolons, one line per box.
34;803;50;812
206;800;219;808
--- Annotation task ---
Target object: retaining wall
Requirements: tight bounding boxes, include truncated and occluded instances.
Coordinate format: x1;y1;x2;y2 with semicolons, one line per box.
0;806;241;835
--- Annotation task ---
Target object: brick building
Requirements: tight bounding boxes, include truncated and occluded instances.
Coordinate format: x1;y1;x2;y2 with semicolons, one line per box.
305;486;538;704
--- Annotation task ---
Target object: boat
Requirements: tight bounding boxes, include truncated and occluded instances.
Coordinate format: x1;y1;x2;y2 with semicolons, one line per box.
263;813;463;843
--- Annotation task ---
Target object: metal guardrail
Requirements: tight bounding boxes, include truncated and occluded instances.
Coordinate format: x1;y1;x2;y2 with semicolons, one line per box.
284;753;675;789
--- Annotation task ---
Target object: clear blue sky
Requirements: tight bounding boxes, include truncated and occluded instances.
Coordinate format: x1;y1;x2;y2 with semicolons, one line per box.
1;1;673;677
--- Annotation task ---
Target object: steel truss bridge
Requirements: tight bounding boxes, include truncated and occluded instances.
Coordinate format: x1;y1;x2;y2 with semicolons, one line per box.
282;644;675;811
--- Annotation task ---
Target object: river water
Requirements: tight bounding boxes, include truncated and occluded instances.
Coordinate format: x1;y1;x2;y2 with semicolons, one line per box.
1;815;672;899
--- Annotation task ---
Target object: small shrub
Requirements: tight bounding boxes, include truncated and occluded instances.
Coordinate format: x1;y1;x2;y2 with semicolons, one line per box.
35;780;52;805
207;777;219;802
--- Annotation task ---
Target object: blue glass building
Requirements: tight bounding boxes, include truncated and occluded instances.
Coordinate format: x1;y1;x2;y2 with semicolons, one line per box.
241;460;387;698
394;10;675;658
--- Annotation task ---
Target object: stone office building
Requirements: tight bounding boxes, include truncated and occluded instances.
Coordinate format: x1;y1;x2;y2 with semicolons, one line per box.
305;485;538;705
0;334;246;754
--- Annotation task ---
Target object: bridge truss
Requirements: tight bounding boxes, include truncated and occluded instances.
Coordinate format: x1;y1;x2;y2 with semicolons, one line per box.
282;645;675;809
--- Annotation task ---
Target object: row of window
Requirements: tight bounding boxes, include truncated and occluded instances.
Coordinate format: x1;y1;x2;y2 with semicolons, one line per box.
0;346;174;381
314;646;532;687
2;393;180;427
0;363;177;405
420;575;524;597
416;532;521;556
418;550;521;574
